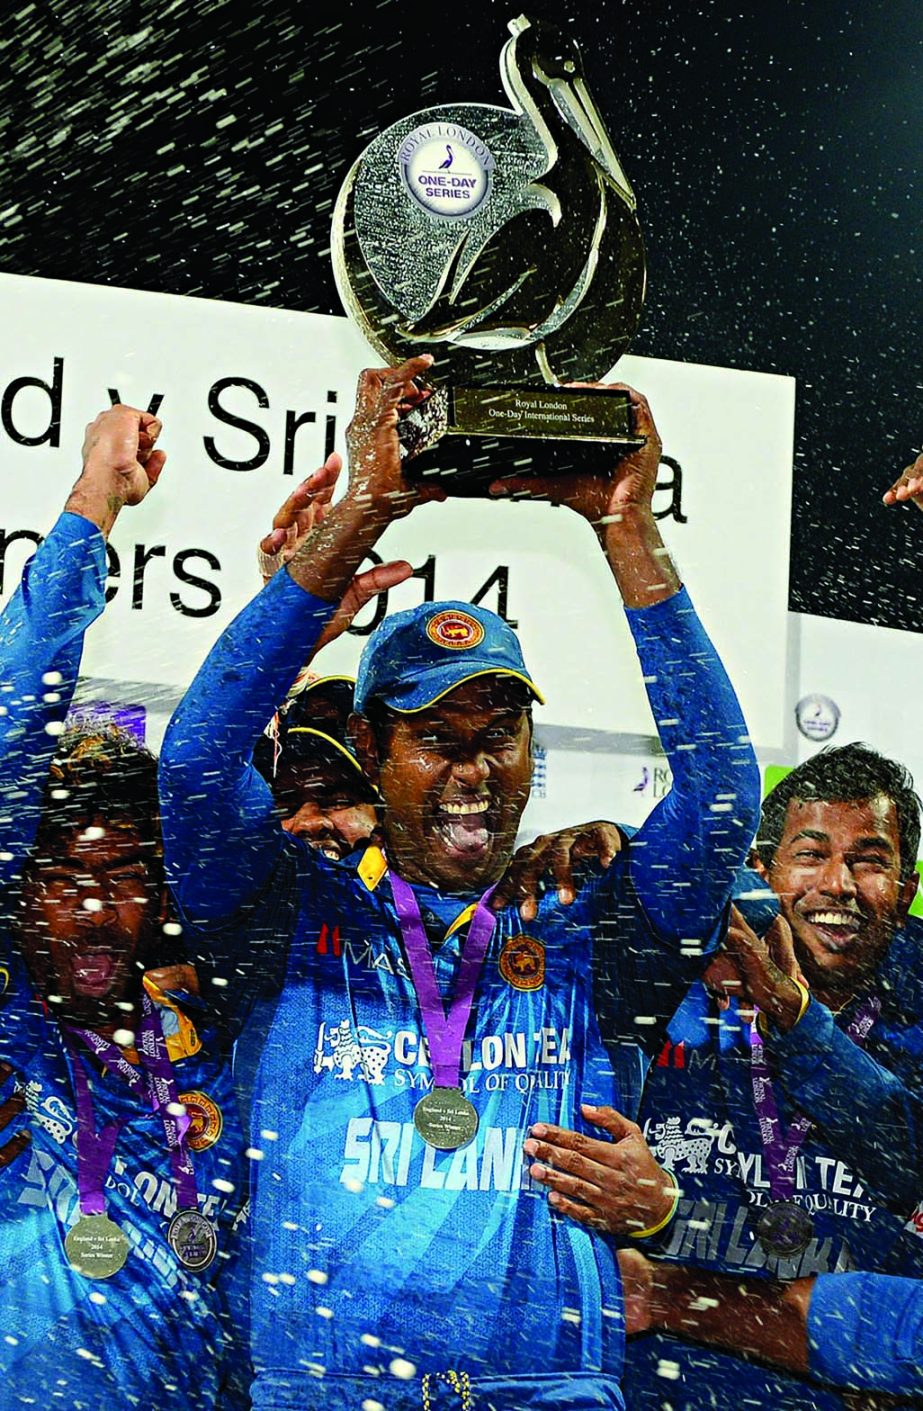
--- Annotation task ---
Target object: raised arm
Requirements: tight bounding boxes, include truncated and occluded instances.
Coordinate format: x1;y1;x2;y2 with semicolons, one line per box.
159;356;445;928
0;406;164;885
594;390;758;941
492;386;760;944
621;583;760;946
492;386;760;1046
882;450;923;511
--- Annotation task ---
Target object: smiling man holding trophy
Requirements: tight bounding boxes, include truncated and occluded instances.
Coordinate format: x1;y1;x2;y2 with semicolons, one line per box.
158;13;760;1411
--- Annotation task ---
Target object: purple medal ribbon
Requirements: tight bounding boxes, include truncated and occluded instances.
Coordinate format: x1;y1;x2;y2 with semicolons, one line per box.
136;993;198;1211
748;993;881;1200
65;1057;125;1217
389;871;497;1090
64;992;198;1218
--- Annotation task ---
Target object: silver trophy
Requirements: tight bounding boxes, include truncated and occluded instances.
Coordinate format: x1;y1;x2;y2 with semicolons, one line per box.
332;13;647;490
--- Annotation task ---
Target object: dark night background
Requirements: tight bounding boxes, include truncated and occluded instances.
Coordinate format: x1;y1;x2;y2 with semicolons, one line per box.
0;0;919;631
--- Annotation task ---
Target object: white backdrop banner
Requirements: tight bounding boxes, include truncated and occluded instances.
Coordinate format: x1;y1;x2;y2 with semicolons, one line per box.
0;272;794;747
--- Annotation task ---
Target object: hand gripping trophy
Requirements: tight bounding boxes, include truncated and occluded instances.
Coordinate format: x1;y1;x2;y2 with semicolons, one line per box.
332;12;648;489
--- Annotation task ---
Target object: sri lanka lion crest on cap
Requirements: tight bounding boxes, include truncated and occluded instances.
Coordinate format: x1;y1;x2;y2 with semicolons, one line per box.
425;609;485;650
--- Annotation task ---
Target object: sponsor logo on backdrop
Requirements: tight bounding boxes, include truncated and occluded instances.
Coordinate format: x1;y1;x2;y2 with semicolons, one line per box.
795;693;840;742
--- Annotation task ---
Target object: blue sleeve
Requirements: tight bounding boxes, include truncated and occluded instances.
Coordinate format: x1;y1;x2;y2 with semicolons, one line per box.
624;588;761;943
766;999;923;1212
0;513;107;885
158;568;336;929
594;589;761;1048
808;1272;923;1395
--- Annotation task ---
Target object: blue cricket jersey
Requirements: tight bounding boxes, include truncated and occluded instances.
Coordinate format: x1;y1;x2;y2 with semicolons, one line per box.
622;900;923;1411
0;955;248;1410
809;1270;923;1397
160;568;760;1411
0;512;250;1409
766;916;923;1215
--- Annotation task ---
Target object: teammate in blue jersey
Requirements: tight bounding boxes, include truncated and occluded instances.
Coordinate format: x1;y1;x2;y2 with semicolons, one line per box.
0;406;248;1411
532;743;923;1411
159;355;761;1411
617;1247;923;1400
253;671;381;860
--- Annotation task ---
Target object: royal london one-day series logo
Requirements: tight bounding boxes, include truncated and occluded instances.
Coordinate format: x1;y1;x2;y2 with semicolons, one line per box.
398;122;495;221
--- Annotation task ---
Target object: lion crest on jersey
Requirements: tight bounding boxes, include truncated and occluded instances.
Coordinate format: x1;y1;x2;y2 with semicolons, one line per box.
178;1090;223;1151
18;1080;75;1146
499;934;545;991
313;1019;392;1086
648;1116;716;1174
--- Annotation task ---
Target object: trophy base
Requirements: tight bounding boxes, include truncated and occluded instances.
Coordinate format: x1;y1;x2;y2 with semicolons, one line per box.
399;385;645;494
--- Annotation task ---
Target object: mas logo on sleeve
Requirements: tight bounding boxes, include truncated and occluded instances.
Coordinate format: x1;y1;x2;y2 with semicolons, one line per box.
498;935;545;991
425;610;485;650
178;1090;223;1151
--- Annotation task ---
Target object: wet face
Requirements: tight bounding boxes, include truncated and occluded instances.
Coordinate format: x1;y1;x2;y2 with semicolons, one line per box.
18;820;161;1030
278;761;378;860
756;796;917;1003
359;677;533;891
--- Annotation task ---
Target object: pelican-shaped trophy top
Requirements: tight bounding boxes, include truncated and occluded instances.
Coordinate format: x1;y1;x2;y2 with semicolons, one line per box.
332;13;645;383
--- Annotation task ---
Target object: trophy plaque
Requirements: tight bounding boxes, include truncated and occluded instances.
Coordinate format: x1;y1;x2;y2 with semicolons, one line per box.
331;12;647;491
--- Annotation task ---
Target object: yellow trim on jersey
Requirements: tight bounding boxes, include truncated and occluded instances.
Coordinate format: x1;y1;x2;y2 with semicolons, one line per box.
445;903;478;939
118;976;204;1064
358;844;388;891
356;849;479;939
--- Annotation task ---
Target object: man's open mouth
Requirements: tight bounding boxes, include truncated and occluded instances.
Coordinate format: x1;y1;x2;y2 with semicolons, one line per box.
434;797;492;858
70;950;118;997
801;908;862;952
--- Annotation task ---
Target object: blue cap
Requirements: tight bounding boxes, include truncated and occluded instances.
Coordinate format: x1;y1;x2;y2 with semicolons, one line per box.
354;600;544;715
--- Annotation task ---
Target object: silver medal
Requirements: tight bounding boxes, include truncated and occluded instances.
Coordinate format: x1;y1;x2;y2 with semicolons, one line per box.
755;1200;814;1257
413;1087;479;1150
167;1209;218;1272
65;1214;131;1280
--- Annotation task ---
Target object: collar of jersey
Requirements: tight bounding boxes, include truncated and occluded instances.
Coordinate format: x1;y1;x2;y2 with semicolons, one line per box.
357;844;479;941
118;976;203;1065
